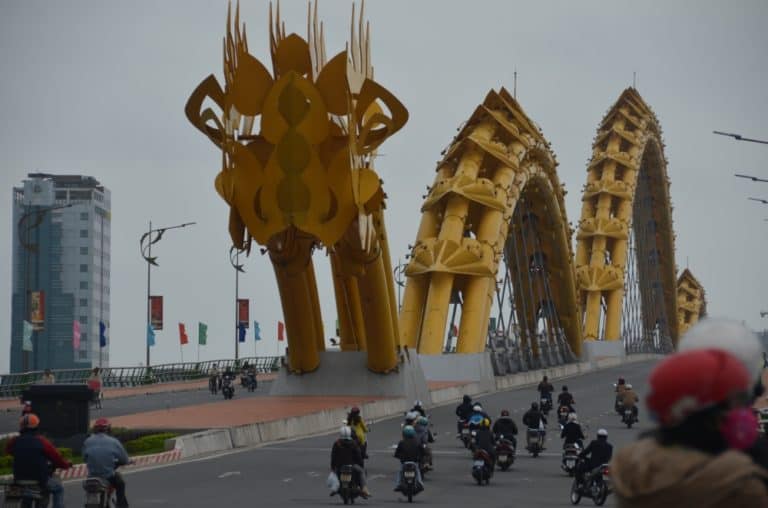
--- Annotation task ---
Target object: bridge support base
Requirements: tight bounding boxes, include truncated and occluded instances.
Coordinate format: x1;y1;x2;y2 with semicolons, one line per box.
581;341;626;362
418;353;496;392
268;351;431;403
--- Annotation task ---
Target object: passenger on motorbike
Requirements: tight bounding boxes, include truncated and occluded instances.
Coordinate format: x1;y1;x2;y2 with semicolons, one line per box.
455;395;474;434
472;418;496;469
576;428;613;486
538;375;554;404
394;425;424;492
414;416;433;470
557;386;575;411
470;404;490;422
523;402;548;432
492;410;518;449
331;426;370;498
83;418;131;507
347;407;369;459
5;414;72;508
561;413;585;449
618;383;639;420
411;400;426;417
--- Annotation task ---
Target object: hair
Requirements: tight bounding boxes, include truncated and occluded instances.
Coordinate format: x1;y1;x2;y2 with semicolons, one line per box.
654;405;728;455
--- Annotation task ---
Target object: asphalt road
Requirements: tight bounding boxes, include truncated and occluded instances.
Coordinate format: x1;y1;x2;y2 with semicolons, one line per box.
60;360;658;507
0;381;273;434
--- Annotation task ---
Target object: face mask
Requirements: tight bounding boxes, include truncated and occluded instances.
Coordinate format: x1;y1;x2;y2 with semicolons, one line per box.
720;407;759;450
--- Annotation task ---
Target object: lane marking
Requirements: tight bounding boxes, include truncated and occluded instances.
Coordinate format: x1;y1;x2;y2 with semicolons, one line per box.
217;471;241;479
282;478;293;483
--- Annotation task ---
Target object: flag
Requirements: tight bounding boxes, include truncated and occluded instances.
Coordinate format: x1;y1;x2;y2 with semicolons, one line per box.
99;321;107;348
277;321;285;341
238;323;246;342
198;322;208;345
147;323;156;347
73;320;81;350
254;321;261;341
22;320;34;352
179;323;189;345
451;324;459;338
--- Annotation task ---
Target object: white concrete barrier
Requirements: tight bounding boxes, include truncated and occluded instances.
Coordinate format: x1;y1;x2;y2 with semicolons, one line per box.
172;428;234;458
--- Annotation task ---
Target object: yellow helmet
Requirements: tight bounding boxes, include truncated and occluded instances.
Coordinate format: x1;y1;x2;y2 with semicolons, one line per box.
482;418;490;428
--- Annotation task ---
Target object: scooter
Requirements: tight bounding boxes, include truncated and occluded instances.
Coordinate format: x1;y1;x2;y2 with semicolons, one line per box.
337;464;361;505
83;477;116;508
1;479;49;508
494;435;516;471
561;443;581;476
458;420;471;449
471;449;493;486
558;406;571;430
541;397;553;415
221;377;235;400
526;428;544;457
397;461;423;503
621;408;637;428
570;460;611;506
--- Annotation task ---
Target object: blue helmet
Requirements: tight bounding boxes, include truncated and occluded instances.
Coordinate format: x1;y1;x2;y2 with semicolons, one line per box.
403;425;416;438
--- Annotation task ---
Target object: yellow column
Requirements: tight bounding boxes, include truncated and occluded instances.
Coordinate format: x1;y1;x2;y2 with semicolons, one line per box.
304;261;326;352
274;263;320;373
330;250;368;351
375;212;401;347
358;253;398;372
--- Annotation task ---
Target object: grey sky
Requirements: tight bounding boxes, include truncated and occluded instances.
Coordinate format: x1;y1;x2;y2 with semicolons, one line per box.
1;1;767;371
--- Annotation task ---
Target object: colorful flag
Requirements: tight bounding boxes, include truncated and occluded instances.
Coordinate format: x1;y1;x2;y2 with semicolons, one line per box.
146;323;156;347
198;322;208;345
99;321;107;348
179;323;189;345
22;320;34;352
73;320;81;350
238;323;246;342
277;321;285;341
237;299;249;327
254;321;261;341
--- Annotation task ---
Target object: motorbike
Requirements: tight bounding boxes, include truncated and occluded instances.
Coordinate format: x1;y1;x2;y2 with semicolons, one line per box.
621;408;637;428
471;449;493;486
757;407;768;435
418;445;432;477
82;477;115;508
525;428;544;457
221;377;235;400
397;461;422;503
494;435;516;471
246;372;257;392
458;420;471;449
558;406;571;430
1;479;49;508
570;461;611;506
541;397;553;415
337;464;361;505
561;443;581;476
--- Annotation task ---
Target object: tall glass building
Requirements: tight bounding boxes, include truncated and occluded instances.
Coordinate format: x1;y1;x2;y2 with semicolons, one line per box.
10;173;111;373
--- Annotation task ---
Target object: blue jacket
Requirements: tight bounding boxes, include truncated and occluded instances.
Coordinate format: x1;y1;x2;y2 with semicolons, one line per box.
82;433;130;478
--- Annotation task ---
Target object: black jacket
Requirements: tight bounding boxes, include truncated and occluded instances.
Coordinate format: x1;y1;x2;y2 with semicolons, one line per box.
561;422;585;444
492;417;518;439
579;438;613;469
537;382;554;396
456;401;474;420
522;409;547;429
394;437;424;463
5;430;70;485
747;434;768;487
331;439;363;470
473;427;496;455
558;392;575;407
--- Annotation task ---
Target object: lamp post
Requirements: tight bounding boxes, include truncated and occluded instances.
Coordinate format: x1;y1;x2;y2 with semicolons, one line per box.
18;203;73;371
393;258;408;313
229;245;245;360
140;221;196;367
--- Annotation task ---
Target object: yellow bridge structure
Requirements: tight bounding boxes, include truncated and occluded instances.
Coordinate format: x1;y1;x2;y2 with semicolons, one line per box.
186;3;706;377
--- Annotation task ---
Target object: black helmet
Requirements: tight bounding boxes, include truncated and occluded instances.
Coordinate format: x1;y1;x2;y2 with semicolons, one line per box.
501;409;510;417
531;402;539;410
562;386;568;391
463;395;472;403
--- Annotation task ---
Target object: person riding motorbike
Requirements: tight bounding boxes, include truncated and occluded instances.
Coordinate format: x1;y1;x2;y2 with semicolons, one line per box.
557;385;575;411
411;400;426;417
523;402;548;445
492;410;518;448
538;375;554;405
576;428;612;487
394;425;424;492
618;383;639;421
209;363;220;393
330;426;371;498
610;347;768;506
414;416;433;470
470;403;490;422
472;418;496;470
347;407;369;459
5;414;72;508
561;413;586;449
83;417;131;507
455;395;474;434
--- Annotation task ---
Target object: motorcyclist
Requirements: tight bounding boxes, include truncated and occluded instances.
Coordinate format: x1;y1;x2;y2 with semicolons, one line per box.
347;407;369;459
561;413;586;449
455;395;474;434
615;377;627;394
538;375;554;405
472;418;496;470
557;385;575;411
83;418;131;507
470;403;490;422
576;428;613;486
404;410;419;427
21;400;32;416
414;416;433;470
492;410;518;448
618;383;639;420
5;414;72;508
394;425;424;492
330;426;371;498
209;363;220;393
523;402;548;445
411;400;426;417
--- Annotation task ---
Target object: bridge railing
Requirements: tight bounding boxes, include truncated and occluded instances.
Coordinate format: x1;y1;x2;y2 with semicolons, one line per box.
0;356;281;399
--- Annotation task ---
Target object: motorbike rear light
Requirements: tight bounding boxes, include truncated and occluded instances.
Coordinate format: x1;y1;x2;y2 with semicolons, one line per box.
602;467;610;475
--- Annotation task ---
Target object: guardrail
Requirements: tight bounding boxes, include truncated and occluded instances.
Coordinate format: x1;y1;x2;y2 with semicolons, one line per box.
0;356;281;399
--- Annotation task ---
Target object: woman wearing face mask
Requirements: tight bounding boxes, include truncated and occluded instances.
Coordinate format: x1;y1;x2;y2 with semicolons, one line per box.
610;348;768;507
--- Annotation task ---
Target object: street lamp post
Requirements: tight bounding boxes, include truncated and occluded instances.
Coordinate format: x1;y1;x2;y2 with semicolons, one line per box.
393;258;408;313
229;246;245;360
140;221;196;367
18;203;73;371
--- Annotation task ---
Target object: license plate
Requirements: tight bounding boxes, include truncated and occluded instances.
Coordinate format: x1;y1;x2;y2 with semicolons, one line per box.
566;460;575;467
462;429;469;435
340;474;352;482
86;492;100;503
404;471;416;478
473;460;485;467
498;454;508;461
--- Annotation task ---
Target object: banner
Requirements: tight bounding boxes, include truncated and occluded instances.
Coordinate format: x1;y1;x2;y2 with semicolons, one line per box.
73;320;81;350
99;321;107;348
277;321;285;341
149;295;163;330
22;320;34;352
237;299;249;327
147;323;156;347
30;291;45;329
198;322;208;345
238;323;246;342
179;323;189;345
254;321;261;341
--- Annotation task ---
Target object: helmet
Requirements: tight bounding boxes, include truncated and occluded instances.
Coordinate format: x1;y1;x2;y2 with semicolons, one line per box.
597;428;608;437
562;386;568;391
339;426;353;440
618;377;625;384
402;425;416;438
568;413;578;422
20;413;39;430
350;406;360;415
500;409;510;417
462;395;472;403
405;411;419;422
647;349;751;427
678;318;763;385
625;384;633;390
472;404;483;412
531;402;539;410
21;401;32;414
93;418;111;433
413;400;423;408
418;416;429;426
481;418;490;428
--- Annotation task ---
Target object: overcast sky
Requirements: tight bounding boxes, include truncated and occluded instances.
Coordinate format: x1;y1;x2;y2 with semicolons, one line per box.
1;1;767;372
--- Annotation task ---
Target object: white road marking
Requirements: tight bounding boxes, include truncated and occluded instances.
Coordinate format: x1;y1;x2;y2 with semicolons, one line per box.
282;478;293;483
217;471;241;478
307;471;320;478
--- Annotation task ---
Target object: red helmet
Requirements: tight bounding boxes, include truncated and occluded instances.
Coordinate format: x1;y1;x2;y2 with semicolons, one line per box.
20;413;40;430
500;409;510;417
93;417;111;432
646;349;750;427
350;406;360;414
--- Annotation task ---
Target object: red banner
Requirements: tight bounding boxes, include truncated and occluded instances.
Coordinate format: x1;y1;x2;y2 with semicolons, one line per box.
278;321;285;341
179;323;188;345
237;299;249;328
30;291;45;329
150;295;163;330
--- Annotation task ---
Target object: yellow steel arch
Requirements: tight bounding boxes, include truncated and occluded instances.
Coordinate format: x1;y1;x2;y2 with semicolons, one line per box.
400;88;583;357
677;268;707;337
575;88;680;347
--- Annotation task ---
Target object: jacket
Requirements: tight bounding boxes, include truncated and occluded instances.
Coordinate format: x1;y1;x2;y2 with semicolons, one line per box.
394;437;423;463
619;389;639;408
82;432;130;478
610;437;768;508
6;430;71;485
349;419;368;445
537;382;554;397
492;417;518;439
579;438;613;470
455;401;473;420
331;439;363;470
561;422;586;444
473;427;496;456
522;409;547;429
557;392;575;407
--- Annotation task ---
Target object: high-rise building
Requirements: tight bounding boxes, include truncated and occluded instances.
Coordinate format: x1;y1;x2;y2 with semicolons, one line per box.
10;173;111;373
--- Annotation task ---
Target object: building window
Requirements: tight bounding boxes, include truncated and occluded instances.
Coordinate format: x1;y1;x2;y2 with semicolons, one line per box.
80;229;88;238
80;281;88;290
79;315;88;324
80;212;89;221
79;298;88;307
80;247;88;255
79;350;88;360
80;264;88;273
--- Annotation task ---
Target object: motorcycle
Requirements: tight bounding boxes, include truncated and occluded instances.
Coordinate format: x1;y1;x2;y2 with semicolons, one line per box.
397;461;422;503
621;408;637;428
558;406;571;430
570;461;611;506
458;420;471;449
82;477;115;508
541;397;553;415
246;372;257;392
337;464;361;505
471;449;493;486
526;428;544;457
221;377;235;400
561;443;581;476
419;445;432;477
494;435;516;471
1;479;49;508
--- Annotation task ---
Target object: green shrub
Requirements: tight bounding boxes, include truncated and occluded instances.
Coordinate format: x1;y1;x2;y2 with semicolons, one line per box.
124;433;177;455
0;455;13;469
58;448;73;460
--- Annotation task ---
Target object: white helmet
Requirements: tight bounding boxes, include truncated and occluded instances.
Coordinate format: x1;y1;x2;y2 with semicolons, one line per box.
625;384;633;390
339;426;352;440
472;404;483;412
678;318;763;384
597;428;608;437
405;411;419;421
567;413;578;423
413;400;423;407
